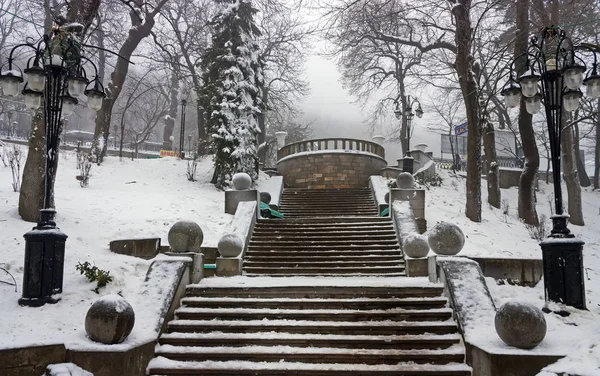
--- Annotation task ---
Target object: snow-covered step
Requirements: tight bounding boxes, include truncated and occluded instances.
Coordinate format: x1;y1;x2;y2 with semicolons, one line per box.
250;233;398;241
251;229;396;236
249;239;399;246
166;319;459;335
178;296;450;310
185;286;444;298
242;259;403;268
154;344;467;364
244;254;402;262
245;250;402;257
243;265;405;275
159;332;462;349
247;244;401;251
147;358;472;375
174;307;453;322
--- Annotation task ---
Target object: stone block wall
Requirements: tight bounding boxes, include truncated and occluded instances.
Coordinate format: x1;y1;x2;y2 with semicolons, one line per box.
277;152;387;188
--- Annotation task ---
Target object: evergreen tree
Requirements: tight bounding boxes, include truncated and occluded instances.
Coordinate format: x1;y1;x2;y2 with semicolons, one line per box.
199;0;264;189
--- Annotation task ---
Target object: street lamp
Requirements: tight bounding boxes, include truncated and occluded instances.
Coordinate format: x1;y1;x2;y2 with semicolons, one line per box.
179;99;187;159
187;133;192;155
0;25;107;307
394;95;423;173
501;25;599;310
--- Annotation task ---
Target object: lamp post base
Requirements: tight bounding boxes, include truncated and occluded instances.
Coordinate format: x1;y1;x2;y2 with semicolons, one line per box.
19;209;68;307
400;152;414;174
540;214;586;310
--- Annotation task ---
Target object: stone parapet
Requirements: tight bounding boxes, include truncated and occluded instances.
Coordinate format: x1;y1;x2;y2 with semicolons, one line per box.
277;151;387;189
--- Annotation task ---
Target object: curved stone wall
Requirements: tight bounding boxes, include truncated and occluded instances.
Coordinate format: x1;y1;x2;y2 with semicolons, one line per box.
277;151;387;189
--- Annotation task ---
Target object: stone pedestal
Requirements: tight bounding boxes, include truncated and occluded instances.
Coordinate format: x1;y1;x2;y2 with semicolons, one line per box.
406;256;429;277
225;189;259;215
428;255;438;283
216;257;242;277
164;251;204;283
389;188;425;218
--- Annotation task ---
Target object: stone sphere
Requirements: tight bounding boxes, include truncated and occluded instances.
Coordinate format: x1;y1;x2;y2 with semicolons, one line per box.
384;192;390;204
495;301;547;349
168;220;203;253
428;222;465;256
260;191;272;204
85;295;135;344
218;233;243;258
403;233;430;258
232;173;252;190
396;172;415;189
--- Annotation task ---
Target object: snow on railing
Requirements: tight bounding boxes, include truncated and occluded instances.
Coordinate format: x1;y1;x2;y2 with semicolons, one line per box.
277;138;385;161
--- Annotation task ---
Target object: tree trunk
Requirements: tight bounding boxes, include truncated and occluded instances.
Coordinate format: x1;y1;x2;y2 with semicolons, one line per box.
483;120;500;208
452;0;481;222
19;111;47;222
90;7;162;163
594;99;600;189
162;70;178;150
574;122;590;187
562;116;584;225
515;0;539;225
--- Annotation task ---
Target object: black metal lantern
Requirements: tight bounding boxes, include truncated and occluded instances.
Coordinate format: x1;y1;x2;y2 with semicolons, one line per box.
501;25;599;310
0;26;109;307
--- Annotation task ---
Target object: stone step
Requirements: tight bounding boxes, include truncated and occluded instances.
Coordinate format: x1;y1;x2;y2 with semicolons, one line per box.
167;319;459;336
245;250;402;257
252;229;396;236
249;239;399;246
247;245;400;251
178;297;450;310
257;217;390;224
147;359;472;376
174;307;453;322
154;344;466;365
185;286;444;299
158;332;462;349
244;255;403;262
251;235;397;241
243;260;403;268
246;272;408;277
243;266;406;275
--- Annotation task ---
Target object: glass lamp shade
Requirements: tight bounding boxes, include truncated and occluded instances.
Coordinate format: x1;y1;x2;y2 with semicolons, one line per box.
61;95;78;116
394;109;402;120
546;58;557;71
406;112;415;121
563;65;586;90
23;88;43;110
86;93;104;112
583;74;600;99
415;105;424;118
0;72;24;97
563;90;583;112
501;85;522;108
519;70;540;98
46;53;63;68
525;94;542;115
68;76;88;97
24;66;46;92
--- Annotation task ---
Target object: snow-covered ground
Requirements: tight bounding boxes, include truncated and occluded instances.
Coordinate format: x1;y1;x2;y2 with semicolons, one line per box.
1;143;599;374
0;148;234;350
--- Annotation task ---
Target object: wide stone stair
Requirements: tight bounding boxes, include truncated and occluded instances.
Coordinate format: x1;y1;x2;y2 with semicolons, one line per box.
244;188;404;276
147;284;471;375
146;188;471;375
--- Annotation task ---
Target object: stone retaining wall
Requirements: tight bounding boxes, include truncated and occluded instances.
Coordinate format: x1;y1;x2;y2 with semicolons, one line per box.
277;152;387;188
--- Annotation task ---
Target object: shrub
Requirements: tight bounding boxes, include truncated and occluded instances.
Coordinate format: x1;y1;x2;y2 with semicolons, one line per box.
526;214;548;241
415;173;443;189
76;261;113;293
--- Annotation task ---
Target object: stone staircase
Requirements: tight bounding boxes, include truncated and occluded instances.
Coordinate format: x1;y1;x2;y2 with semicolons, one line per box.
146;188;471;375
244;188;404;276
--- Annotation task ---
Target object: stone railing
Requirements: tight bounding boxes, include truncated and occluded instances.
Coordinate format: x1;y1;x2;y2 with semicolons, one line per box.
277;138;385;161
276;138;387;189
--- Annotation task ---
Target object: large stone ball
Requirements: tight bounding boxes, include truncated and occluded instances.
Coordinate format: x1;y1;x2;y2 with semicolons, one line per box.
428;222;465;256
260;191;272;204
232;172;252;190
85;295;135;344
168;220;203;253
403;233;430;258
495;301;547;349
218;233;243;258
384;192;390;204
396;172;415;189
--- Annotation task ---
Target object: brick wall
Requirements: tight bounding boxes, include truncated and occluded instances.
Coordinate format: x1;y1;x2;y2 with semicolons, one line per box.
277;152;387;188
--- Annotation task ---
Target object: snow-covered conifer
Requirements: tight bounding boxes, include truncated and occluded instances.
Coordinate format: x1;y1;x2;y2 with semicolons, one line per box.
199;0;264;189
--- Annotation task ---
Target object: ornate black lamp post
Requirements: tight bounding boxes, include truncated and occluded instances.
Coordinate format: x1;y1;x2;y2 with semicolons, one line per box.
179;99;187;159
394;95;423;174
0;25;106;307
502;26;600;310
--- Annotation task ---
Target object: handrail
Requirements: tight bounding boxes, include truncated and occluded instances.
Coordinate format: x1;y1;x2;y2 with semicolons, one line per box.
277;138;385;161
